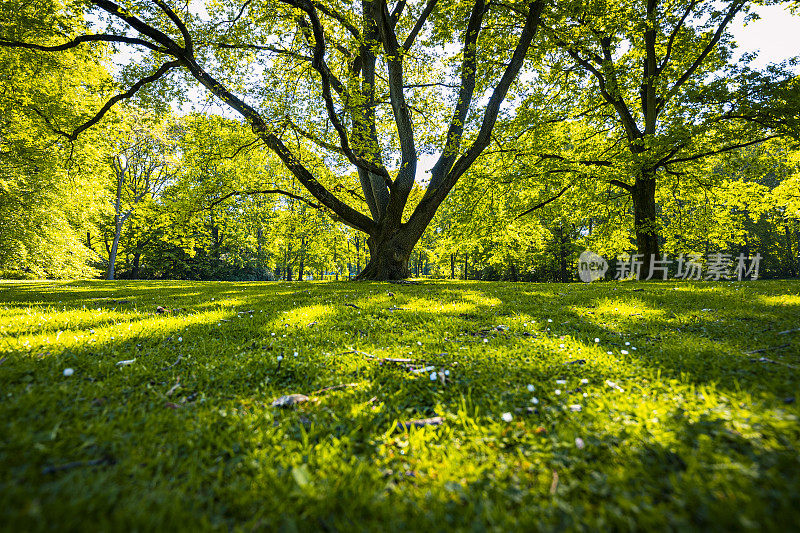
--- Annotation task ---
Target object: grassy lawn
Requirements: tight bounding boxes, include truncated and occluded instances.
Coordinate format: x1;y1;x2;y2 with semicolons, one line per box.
1;279;799;531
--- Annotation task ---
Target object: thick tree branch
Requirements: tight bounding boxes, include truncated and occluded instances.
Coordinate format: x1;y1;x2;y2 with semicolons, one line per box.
91;0;375;234
546;27;641;143
374;0;418;227
153;0;193;55
428;0;486;191
0;34;166;53
402;0;438;51
311;1;360;38
280;0;390;181
440;1;544;190
406;0;543;242
285;117;346;155
609;179;633;192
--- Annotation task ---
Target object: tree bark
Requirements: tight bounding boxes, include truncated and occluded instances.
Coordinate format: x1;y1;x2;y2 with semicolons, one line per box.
131;251;141;279
632;172;660;277
298;236;306;281
355;232;412;280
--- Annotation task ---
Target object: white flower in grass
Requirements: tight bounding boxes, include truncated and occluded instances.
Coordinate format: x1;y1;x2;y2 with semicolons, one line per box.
632;347;637;351
555;389;561;395
559;343;565;349
63;368;74;377
621;350;629;355
527;384;535;392
444;370;450;376
483;338;488;343
625;341;631;346
607;351;612;355
569;404;582;412
293;351;298;357
277;355;283;362
530;397;539;404
580;378;589;384
594;338;600;343
556;379;567;385
178;337;182;342
501;412;513;422
575;437;585;449
430;372;437;381
417;341;422;346
547;319;553;323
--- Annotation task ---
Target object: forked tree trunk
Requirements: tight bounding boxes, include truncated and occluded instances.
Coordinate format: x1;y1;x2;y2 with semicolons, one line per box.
356;232;412;281
632;172;660;277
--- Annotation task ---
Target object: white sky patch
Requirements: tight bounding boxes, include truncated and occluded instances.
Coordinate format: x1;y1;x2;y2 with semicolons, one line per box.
731;4;800;72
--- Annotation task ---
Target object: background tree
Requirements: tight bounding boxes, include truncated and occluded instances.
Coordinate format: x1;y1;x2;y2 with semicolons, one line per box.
529;0;798;272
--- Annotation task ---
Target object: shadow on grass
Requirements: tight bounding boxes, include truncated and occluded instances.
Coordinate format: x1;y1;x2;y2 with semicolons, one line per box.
0;279;798;530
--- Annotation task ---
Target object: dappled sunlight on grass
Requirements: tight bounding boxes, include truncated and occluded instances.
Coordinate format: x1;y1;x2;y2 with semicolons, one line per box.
271;304;335;330
756;293;800;306
1;279;799;530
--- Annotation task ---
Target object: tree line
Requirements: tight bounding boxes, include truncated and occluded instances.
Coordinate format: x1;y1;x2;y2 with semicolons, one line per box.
0;0;798;281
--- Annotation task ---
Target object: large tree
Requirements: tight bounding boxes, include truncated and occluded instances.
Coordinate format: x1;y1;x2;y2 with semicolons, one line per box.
1;0;546;280
512;0;798;273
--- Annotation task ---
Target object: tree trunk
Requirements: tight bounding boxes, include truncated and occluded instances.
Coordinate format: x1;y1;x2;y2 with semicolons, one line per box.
131;251;142;279
333;239;339;281
355;236;361;276
784;224;795;276
297;236;306;281
631;173;660;277
450;253;455;279
256;226;263;267
355;232;412;281
795;225;800;277
107;221;122;280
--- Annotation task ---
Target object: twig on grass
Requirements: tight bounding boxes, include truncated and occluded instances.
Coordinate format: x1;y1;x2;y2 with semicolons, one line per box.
749;355;799;369
41;456;115;475
161;354;182;370
777;328;800;335
397;416;443;430
166;377;181;396
744;344;790;354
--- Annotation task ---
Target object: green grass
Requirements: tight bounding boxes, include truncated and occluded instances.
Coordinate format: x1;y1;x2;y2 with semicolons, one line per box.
1;279;799;531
